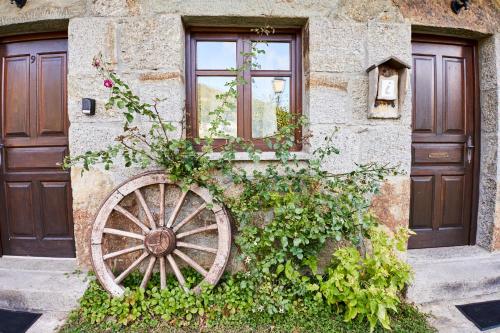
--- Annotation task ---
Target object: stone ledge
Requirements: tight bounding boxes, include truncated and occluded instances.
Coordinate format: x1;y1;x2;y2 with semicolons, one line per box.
206;151;312;161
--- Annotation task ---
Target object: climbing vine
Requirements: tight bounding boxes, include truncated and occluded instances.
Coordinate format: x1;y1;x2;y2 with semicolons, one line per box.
63;27;413;332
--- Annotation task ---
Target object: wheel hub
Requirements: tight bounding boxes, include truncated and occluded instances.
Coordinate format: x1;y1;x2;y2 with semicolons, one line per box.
144;227;176;256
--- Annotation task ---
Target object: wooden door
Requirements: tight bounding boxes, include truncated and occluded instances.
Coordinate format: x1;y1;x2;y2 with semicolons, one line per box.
409;36;478;249
0;34;75;257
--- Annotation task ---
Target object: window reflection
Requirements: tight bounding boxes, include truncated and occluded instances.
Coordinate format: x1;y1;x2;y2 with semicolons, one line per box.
197;42;236;70
197;76;237;138
252;42;290;70
252;77;290;138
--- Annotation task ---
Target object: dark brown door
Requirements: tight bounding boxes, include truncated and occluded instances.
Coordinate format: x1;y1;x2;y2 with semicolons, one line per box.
409;36;478;249
0;35;75;257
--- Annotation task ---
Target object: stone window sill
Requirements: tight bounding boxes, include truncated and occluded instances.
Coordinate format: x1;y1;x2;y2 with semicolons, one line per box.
205;151;312;161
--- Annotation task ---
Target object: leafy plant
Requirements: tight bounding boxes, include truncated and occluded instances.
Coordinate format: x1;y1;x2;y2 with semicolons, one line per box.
317;226;412;331
63;26;414;332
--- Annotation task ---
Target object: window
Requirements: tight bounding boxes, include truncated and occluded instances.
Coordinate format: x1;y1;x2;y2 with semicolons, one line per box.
186;29;302;151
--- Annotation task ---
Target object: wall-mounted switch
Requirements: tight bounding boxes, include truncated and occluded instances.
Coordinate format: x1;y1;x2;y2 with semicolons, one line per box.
82;98;96;115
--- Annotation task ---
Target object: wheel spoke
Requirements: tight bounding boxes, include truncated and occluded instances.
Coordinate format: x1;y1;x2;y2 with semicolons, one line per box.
103;228;145;241
114;205;150;233
159;257;166;289
135;189;157;230
140;256;157;289
176;224;218;239
167;254;187;290
166;190;188;228
159;184;166;227
103;244;145;260
173;249;208;277
115;252;149;284
172;203;207;232
177;241;218;254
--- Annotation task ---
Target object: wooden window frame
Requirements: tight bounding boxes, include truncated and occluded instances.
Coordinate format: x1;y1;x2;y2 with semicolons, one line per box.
185;27;302;151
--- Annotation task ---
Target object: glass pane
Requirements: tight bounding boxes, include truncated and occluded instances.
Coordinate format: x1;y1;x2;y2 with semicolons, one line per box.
197;42;236;70
197;76;237;138
252;42;290;70
252;77;290;138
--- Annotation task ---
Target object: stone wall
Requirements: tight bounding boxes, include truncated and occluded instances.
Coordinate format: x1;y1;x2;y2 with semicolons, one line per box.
0;0;498;268
69;0;413;268
480;34;500;250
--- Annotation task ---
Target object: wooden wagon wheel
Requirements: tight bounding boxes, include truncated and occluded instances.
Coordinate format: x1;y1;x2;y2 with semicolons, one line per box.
91;171;231;297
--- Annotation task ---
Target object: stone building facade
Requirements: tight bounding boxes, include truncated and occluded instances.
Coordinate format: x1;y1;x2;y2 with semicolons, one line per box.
0;0;498;268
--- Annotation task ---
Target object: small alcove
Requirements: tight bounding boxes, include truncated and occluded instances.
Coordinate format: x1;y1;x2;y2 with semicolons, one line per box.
366;56;410;119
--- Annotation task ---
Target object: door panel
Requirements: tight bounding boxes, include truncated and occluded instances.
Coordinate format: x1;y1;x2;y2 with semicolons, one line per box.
0;35;75;257
443;58;465;134
410;176;434;229
412;56;435;133
412;143;464;165
4;56;30;137
38;53;66;136
6;147;67;170
441;175;465;228
40;181;70;237
5;182;34;237
409;37;477;249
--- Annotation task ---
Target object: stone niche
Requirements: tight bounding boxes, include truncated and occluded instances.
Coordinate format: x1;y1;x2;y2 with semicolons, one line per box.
366;56;410;119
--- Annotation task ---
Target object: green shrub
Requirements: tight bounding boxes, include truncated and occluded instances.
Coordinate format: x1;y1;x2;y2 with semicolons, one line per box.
318;227;412;331
65;226;413;331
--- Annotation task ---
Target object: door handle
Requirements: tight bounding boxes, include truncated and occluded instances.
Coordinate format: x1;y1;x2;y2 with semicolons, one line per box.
466;135;475;164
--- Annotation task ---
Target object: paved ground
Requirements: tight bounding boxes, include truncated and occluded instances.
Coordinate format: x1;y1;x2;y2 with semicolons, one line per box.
418;292;500;333
0;256;88;333
27;311;69;333
407;246;500;304
407;246;500;333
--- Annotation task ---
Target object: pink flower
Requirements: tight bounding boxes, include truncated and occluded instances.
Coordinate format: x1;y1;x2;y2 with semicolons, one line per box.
104;79;113;88
92;58;101;68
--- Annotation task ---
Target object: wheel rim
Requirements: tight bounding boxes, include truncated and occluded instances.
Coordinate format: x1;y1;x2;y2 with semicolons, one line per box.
90;171;232;297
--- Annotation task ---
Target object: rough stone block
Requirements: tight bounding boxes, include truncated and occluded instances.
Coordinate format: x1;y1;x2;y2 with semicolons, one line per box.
149;0;335;18
308;124;360;173
67;74;125;123
136;71;185;122
336;0;404;22
69;119;182;152
119;15;184;71
67;69;185;126
480;88;500;134
370;176;410;230
68;17;118;75
71;167;115;268
308;17;367;73
68;121;125;157
89;0;143;16
0;0;85;26
479;35;499;92
479;132;498;177
477;174;497;249
367;22;411;66
358;125;412;173
308;72;350;124
0;260;88;311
